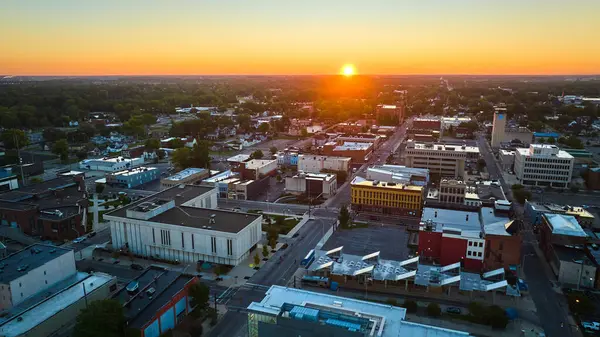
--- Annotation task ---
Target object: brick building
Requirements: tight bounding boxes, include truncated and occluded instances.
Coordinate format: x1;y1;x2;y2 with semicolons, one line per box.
0;177;88;241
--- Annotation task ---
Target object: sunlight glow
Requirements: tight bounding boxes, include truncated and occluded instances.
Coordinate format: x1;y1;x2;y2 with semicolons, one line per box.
341;64;356;77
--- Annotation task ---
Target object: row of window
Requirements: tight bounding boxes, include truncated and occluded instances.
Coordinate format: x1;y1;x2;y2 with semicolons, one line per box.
523;163;571;170
151;229;234;256
440;187;465;194
468;241;483;247
523;168;570;175
467;251;482;257
352;198;419;209
524;157;571;164
352;190;421;202
523;174;569;181
407;151;467;158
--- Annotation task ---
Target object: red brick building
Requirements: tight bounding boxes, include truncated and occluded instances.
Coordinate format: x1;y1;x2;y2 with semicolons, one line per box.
322;142;373;164
0;176;88;241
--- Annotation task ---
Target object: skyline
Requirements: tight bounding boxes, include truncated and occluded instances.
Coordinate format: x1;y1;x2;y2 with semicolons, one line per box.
1;0;600;76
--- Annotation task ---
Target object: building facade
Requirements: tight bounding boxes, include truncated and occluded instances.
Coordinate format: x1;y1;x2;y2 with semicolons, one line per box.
404;141;479;179
297;155;352;173
438;179;466;204
106;167;159;188
160;168;209;189
491;107;506;148
322;142;373;163
106;185;262;266
376;104;404;125
285;173;337;198
514;144;574;188
351;177;423;216
79;156;145;172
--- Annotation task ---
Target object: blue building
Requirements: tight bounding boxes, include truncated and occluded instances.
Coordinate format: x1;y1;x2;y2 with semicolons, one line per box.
533;132;560;143
277;150;299;167
105;166;159;188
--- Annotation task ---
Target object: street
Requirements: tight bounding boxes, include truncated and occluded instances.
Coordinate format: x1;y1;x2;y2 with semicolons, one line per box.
476;133;576;337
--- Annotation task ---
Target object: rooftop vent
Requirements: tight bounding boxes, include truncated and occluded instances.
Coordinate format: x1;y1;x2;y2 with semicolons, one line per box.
210;214;216;224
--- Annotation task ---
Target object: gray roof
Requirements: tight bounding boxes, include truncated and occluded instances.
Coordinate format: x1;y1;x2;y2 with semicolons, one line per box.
150;206;260;233
114;267;194;329
544;213;588;237
0;177;77;201
106;184;216;218
0;244;72;284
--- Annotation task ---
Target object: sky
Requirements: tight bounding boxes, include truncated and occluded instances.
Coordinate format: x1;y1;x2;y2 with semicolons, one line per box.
1;0;599;76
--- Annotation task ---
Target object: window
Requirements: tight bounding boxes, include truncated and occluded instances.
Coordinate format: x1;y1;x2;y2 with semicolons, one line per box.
152;228;156;243
45;280;48;284
211;237;217;254
227;239;233;256
160;230;171;246
477;252;482;257
19;283;21;288
499;242;504;250
479;242;483;247
467;251;472;256
191;234;195;249
44;271;46;275
468;242;473;246
181;232;185;248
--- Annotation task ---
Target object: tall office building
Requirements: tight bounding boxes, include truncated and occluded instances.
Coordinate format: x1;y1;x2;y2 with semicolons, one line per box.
491;107;507;148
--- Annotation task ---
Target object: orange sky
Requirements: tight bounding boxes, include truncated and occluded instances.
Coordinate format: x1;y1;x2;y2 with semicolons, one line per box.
1;1;599;75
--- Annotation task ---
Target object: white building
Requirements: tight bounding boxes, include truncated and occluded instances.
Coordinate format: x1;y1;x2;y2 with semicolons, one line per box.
244;159;277;179
0;245;76;310
499;150;515;171
297;155;352;173
404;141;479;178
285;172;337;198
514;144;575;189
441;116;472;130
106;184;262;266
366;165;429;186
247;286;470;337
79;156;144;172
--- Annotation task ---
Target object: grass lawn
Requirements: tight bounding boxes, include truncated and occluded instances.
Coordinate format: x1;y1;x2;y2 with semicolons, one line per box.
264;214;300;235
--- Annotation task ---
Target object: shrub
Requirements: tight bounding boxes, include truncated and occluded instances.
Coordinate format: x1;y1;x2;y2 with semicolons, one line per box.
402;300;418;313
426;303;441;317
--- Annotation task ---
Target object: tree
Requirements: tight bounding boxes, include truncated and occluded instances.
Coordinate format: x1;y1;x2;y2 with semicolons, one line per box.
301;128;308;137
270;146;278;155
188;282;210;311
262;245;269;258
1;129;29;150
538;137;546;144
338;205;350;228
253;253;260;266
145;138;160;151
190;141;211;168
30;176;43;184
258;122;270;133
73;299;129;337
426;303;441;317
171;147;192;170
477;158;486;171
95;184;105;194
157;149;166;160
52;139;69;161
276;174;282;183
487;305;508;329
267;227;278;249
547;137;556;144
250;149;264;159
236;113;252;132
170;138;185;149
402;300;418;313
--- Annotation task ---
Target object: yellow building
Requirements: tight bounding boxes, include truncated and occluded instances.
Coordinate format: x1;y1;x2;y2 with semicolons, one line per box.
351;177;424;217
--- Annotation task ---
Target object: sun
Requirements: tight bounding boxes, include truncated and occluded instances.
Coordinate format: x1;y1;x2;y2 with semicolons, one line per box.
341;64;356;77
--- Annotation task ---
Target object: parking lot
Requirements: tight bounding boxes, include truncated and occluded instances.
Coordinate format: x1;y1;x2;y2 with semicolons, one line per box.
321;224;410;261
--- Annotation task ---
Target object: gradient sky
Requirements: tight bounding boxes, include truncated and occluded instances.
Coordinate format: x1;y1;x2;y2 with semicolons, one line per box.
1;0;599;75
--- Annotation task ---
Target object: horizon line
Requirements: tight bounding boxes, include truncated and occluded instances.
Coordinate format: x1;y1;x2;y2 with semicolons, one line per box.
3;73;600;78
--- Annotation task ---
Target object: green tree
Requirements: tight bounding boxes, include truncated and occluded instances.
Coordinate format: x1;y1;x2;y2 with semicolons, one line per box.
270;146;278;155
487;305;508;329
171;147;192;170
30;176;43;184
267;227;278;249
170;138;185;149
188;282;210;311
52;139;69;161
301;128;309;137
402;300;418;313
547;137;556;144
276;174;282;183
538;137;546;144
338;205;350;228
250;149;264;159
426;303;441;317
258;123;270;133
262;245;269;258
95;184;105;194
190;141;211;168
1;129;29;149
73;299;129;337
477;158;486;171
253;253;260;266
145;138;160;151
236;113;252;132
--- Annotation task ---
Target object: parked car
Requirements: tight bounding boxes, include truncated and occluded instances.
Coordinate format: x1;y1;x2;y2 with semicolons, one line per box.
112;259;120;264
582;322;600;331
87;231;97;238
445;307;462;314
130;263;144;271
72;237;85;244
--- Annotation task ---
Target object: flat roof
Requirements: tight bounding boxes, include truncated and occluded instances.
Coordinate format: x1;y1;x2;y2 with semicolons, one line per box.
80;156;140;164
515;147;573;159
248;286;469;337
297;154;352;162
351;177;423;192
0;273;114;337
163;168;207;181
227;154;250;163
0;177;76;201
544;213;588;237
421;207;481;236
333;142;372;151
113;267;194;329
408;142;480;153
105;184;216;218
110;167;157;177
149;206;260;233
245;159;276;170
0;244;72;284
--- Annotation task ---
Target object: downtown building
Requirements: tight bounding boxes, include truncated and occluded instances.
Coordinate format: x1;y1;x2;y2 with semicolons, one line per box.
404;141;480;179
106;184;262;266
350;177;424;217
514;144;574;189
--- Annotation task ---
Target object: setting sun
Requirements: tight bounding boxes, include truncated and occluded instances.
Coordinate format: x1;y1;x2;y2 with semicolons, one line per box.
341;64;356;77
